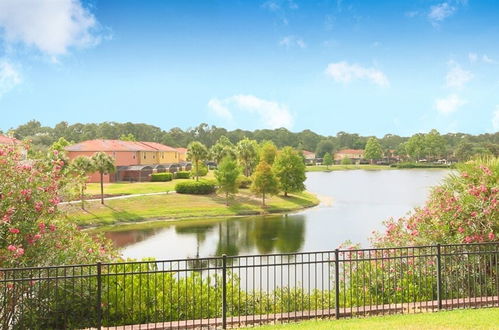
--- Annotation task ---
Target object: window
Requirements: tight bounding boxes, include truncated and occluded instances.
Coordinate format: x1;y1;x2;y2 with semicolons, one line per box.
144;154;146;159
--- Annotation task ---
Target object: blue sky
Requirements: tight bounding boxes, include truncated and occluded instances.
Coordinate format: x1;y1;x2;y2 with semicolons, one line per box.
1;0;498;136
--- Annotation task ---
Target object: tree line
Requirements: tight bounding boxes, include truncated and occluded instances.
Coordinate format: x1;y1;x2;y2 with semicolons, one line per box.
4;120;499;161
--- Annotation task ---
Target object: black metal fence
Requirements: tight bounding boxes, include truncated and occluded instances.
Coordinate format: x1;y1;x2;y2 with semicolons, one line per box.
1;242;498;329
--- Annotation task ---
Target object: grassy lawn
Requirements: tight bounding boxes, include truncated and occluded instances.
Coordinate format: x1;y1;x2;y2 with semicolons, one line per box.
63;190;319;227
254;308;499;329
306;164;392;172
86;180;187;195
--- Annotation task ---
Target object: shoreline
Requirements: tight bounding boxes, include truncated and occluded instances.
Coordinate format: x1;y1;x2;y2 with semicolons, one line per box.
66;190;321;229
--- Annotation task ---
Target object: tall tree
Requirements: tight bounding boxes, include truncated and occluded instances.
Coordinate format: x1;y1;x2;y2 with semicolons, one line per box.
187;141;209;181
210;136;236;163
273;147;306;197
364;137;383;164
91;152;116;204
315;139;336;158
236;138;259;177
405;134;426;161
70;156;95;210
323;152;333;169
251;161;280;207
259;141;278;165
214;157;241;205
424;129;446;161
119;133;137;141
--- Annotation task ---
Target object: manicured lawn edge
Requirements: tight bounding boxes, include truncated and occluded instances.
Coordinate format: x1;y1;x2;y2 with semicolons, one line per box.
64;190;320;228
251;307;499;329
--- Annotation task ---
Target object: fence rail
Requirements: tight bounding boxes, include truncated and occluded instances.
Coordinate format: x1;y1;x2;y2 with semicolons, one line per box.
1;242;498;329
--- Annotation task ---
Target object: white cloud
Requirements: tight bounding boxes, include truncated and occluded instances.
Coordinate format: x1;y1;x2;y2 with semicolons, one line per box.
0;0;101;56
428;2;456;23
262;0;298;12
0;60;21;98
482;55;495;64
493;107;499;131
279;35;306;49
208;95;294;129
445;61;473;89
469;52;496;64
324;61;389;87
434;94;466;114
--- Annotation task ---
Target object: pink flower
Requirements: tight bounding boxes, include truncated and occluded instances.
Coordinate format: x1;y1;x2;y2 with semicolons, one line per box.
38;223;46;233
49;224;56;232
33;234;42;240
34;201;43;212
458;227;465;233
464;236;473;243
7;245;16;252
9;228;20;234
16;248;24;257
470;211;477;217
488;232;495;240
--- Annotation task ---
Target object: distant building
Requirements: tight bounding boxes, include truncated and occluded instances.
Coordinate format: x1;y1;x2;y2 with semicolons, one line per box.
176;147;188;162
334;149;365;163
301;150;316;165
65;139;181;182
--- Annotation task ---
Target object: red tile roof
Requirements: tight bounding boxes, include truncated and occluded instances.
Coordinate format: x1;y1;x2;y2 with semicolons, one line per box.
139;142;178;152
65;140;177;152
336;149;364;155
301;150;315;156
0;135;20;145
176;147;187;153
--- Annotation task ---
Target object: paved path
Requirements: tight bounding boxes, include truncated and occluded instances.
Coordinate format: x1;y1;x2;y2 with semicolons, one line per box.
60;191;176;205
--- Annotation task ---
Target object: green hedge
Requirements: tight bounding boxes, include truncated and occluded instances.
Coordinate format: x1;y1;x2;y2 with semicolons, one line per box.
390;162;453;169
150;172;173;182
175;171;191;179
175;180;216;194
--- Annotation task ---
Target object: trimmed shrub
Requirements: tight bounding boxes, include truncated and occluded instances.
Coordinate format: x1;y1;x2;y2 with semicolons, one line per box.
151;172;173;182
191;162;208;177
390;162;453;169
175;180;216;194
341;157;352;165
238;175;252;189
175;171;191;179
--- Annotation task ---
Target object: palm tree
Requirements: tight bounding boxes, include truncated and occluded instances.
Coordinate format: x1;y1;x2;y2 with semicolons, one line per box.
187;141;208;181
70;156;95;210
236;138;258;177
91;152;115;204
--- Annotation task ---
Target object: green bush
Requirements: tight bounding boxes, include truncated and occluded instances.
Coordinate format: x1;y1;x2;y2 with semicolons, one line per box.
175;171;191;179
150;172;173;182
238;175;252;189
390;162;452;169
341;157;352;165
191;162;208;177
175;180;216;194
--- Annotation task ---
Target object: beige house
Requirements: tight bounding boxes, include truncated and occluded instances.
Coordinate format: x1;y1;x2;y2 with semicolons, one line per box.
334;149;364;162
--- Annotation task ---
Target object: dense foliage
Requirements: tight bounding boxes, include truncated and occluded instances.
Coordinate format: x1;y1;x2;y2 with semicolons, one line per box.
251;161;280;206
151;172;173;182
175;180;216;195
9;121;497;162
273;147;306;197
214;157;240;205
373;157;498;246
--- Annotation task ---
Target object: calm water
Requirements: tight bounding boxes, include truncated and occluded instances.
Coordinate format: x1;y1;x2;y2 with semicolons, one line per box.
105;169;450;260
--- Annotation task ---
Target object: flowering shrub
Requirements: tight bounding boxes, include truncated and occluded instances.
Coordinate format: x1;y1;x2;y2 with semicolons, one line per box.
1;144;117;327
372;156;498;247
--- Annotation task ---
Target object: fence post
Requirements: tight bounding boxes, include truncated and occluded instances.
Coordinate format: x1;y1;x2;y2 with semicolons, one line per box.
222;254;227;329
436;244;442;310
97;262;102;330
334;249;340;319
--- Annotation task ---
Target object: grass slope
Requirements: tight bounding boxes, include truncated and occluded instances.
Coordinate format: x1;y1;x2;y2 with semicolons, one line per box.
63;190;319;227
254;308;499;329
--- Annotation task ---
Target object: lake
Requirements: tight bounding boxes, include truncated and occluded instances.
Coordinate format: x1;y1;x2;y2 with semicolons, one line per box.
104;169;450;260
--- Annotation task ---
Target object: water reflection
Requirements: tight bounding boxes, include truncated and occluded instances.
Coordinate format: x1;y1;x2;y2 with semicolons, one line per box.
105;170;450;260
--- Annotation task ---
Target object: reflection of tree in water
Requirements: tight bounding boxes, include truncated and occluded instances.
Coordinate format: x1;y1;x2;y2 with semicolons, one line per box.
275;215;306;253
251;215;306;254
214;222;240;257
175;223;216;271
175;223;216;258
